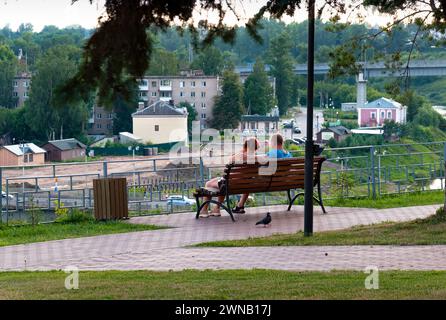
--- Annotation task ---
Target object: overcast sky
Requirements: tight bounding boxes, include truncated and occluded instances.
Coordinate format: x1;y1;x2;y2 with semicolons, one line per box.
0;0;391;32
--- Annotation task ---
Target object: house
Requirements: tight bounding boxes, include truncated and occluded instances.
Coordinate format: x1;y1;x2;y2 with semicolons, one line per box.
316;126;351;144
239;115;279;134
87;105;114;136
0;143;46;166
41;138;87;162
132;101;188;145
358;97;407;127
119;132;143;144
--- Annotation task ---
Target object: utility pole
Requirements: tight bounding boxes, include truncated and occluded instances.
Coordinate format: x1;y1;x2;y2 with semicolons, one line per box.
304;0;315;236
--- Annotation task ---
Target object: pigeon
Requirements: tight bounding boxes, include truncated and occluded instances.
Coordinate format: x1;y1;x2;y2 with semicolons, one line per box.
256;212;271;227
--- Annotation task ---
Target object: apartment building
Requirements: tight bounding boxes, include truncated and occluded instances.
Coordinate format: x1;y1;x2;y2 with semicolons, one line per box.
12;72;31;108
87;106;114;136
138;70;220;129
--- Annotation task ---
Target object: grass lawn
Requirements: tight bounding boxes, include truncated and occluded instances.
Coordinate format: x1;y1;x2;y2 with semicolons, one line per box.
0;221;164;247
325;191;443;209
1;270;446;299
197;207;446;247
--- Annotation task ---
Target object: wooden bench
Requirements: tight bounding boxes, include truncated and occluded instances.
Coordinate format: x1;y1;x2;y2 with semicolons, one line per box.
194;157;327;221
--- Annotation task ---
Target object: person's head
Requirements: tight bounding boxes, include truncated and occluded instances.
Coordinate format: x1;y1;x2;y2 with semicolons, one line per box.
270;133;285;150
243;137;260;154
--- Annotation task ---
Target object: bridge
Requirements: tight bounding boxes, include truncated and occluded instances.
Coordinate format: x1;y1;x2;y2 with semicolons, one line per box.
236;59;446;78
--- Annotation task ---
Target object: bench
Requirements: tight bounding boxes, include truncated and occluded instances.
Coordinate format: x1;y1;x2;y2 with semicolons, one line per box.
193;157;327;221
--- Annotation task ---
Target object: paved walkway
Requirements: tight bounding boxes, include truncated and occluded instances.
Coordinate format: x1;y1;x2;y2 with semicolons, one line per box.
0;204;444;271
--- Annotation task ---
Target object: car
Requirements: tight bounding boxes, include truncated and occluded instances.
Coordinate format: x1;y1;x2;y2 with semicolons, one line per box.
293;127;302;134
1;191;15;206
166;195;195;206
286;139;304;146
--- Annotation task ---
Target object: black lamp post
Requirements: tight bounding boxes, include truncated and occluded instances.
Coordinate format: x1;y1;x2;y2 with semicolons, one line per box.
304;0;315;237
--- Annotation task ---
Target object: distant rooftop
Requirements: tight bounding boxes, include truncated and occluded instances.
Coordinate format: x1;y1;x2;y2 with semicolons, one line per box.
3;143;45;156
45;138;86;151
132;101;187;117
360;97;405;109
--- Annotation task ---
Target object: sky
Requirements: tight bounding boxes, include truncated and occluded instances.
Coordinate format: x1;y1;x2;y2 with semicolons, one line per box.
0;0;393;32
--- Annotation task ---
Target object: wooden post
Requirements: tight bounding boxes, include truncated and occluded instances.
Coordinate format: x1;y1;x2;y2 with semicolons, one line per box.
93;178;128;220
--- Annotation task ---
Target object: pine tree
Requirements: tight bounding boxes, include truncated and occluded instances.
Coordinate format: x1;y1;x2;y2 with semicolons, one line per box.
243;59;275;115
267;32;294;115
211;69;244;130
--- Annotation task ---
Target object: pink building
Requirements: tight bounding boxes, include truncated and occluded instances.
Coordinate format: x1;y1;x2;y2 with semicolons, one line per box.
357;97;407;127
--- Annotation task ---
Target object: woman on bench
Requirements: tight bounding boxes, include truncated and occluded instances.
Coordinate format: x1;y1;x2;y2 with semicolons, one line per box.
232;133;291;214
199;137;260;218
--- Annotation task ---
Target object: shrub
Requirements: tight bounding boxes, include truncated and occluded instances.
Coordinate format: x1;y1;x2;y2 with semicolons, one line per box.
56;209;94;224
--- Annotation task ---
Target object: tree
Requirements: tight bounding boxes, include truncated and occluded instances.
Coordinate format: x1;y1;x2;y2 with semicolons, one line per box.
178;101;198;133
211;69;244;130
243;59;275;115
54;0;446;104
397;89;428;122
191;46;224;75
112;88;138;134
25;45;88;141
147;47;180;76
267;32;294;115
0;44;17;108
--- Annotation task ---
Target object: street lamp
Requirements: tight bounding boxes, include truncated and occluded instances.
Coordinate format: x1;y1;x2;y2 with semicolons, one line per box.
336;111;339;121
128;145;140;199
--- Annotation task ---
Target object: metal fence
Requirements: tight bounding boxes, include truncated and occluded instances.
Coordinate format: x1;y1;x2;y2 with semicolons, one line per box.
1;140;445;224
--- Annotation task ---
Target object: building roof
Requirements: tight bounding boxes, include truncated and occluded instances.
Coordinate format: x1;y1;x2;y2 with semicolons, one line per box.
45;138;86;151
132;101;187;117
322;125;351;136
3;143;46;156
241;114;280;122
359;97;404;109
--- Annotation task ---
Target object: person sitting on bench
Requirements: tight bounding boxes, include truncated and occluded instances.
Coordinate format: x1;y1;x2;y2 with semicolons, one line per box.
199;137;260;218
232;133;291;214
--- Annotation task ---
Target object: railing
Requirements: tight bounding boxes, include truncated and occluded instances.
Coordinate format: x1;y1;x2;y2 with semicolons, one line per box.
1;140;445;224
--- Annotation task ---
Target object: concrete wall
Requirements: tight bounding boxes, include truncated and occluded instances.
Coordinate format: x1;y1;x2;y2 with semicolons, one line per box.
133;115;188;144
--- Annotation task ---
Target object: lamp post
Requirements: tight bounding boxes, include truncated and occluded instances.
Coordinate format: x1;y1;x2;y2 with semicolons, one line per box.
304;0;315;237
128;146;140;200
336;111;339;121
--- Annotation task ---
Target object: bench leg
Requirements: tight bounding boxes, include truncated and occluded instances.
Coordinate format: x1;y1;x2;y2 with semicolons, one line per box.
196;198;235;222
317;183;327;214
226;195;235;222
195;195;201;219
287;192;303;211
287;190;327;214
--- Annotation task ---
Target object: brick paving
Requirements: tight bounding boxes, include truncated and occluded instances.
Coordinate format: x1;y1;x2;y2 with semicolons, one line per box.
0;204;444;271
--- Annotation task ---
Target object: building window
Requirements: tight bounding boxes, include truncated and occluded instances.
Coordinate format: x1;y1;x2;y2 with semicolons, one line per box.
160;79;171;86
201;102;206;109
201;113;206;119
139;91;147;97
155;125;159;132
96;113;102;119
24;153;33;163
371;112;376;120
23;81;29;88
201;92;206;98
23;92;28;98
13;81;18;87
180;91;184;97
139;79;148;86
387;111;392;119
108;113;113;119
191;92;195;98
13;92;18;97
151;81;157;87
191;81;196;88
381;111;385;119
151;92;157;97
107;124;112;129
160;91;172;98
202;81;206;87
180;81;185;88
97;124;102;129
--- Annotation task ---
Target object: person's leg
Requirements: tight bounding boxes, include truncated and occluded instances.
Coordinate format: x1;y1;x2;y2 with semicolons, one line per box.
210;195;225;216
200;178;218;215
233;193;249;213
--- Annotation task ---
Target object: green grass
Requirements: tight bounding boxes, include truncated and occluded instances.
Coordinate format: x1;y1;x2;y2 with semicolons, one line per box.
0;220;165;247
325;191;443;209
197;207;446;247
1;270;446;299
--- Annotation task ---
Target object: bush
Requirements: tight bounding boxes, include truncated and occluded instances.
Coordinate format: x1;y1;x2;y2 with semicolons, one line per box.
431;206;446;224
56;209;94;224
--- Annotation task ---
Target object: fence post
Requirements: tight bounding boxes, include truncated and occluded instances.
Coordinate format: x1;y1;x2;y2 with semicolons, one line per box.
370;146;376;199
103;162;108;178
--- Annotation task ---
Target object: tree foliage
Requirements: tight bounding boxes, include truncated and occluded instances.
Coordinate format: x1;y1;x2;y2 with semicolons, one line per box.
0;44;18;108
243;58;275;115
211;69;244;130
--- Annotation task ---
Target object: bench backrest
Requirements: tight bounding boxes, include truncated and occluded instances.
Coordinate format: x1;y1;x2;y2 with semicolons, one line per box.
223;157;326;195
